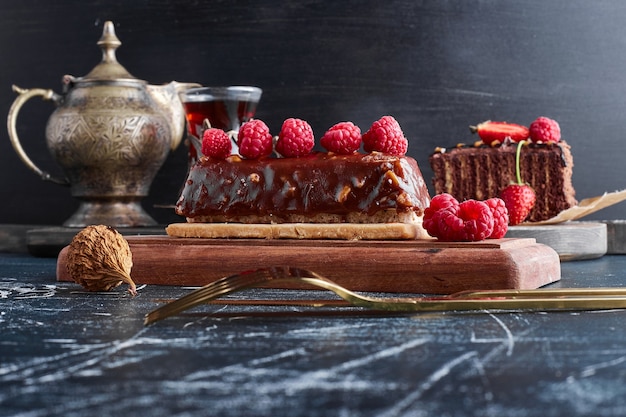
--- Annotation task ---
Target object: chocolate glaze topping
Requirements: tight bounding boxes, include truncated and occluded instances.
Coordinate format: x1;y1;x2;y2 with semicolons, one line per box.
176;152;431;219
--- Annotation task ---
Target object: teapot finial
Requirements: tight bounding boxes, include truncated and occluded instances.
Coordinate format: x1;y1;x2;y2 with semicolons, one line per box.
83;20;137;81
98;21;122;65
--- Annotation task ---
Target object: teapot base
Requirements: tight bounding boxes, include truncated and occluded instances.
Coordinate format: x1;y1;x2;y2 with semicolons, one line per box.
63;198;158;228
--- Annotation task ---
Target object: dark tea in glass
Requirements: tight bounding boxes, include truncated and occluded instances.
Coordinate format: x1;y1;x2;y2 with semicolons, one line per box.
180;86;262;162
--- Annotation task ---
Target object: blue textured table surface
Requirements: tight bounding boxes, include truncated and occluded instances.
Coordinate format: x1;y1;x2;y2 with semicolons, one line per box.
2;253;626;417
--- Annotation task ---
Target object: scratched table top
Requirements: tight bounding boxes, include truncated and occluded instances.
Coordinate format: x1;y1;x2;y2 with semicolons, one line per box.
3;253;626;417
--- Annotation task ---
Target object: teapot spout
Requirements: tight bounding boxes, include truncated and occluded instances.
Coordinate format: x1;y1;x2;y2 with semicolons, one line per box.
148;81;201;150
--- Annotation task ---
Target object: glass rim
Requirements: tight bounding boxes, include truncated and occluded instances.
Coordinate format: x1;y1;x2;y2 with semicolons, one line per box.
181;86;262;102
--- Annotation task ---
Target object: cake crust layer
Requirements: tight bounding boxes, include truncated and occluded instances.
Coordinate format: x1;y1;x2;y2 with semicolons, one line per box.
166;222;431;240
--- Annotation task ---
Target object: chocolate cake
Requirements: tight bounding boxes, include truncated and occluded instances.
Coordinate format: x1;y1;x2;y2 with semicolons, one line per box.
175;151;431;225
429;139;576;222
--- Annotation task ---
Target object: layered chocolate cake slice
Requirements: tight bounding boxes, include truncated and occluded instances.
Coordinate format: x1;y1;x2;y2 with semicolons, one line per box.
429;139;576;222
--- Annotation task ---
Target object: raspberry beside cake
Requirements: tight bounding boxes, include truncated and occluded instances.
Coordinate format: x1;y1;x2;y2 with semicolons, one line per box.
429;139;576;223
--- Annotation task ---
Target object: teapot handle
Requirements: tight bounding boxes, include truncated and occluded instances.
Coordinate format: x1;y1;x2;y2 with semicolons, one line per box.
7;85;69;185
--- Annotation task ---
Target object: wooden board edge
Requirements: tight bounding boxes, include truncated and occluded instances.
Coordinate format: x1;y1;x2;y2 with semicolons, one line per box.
127;233;537;250
56;238;560;293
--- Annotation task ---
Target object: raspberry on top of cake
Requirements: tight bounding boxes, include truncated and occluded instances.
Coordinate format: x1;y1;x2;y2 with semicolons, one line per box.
175;116;431;225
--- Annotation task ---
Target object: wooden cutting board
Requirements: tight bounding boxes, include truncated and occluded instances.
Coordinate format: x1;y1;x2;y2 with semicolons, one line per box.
56;236;561;294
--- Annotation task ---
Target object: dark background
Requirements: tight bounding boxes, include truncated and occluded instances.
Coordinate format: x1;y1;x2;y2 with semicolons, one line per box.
1;0;625;226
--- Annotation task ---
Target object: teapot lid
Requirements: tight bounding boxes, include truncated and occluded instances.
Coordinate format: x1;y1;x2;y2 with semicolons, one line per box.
80;21;143;83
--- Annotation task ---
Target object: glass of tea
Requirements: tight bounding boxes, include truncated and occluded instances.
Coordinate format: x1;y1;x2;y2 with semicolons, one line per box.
180;86;262;162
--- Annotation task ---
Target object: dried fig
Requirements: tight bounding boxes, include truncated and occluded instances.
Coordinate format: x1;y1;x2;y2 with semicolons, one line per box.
66;225;137;296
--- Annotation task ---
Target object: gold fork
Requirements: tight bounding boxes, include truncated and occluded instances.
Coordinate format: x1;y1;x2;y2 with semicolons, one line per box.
144;267;626;325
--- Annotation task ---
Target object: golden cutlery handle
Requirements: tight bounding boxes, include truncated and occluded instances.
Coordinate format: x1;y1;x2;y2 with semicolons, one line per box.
144;267;626;325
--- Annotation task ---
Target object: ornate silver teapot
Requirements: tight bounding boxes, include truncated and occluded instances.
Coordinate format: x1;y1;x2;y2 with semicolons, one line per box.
7;21;198;227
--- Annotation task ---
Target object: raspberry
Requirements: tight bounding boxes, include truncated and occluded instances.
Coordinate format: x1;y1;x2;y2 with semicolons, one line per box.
455;200;495;241
426;193;459;213
201;128;232;159
529;116;561;143
423;193;460;237
431;209;464;241
275;118;315;158
484;198;509;238
238;119;273;159
320;121;362;154
362;116;408;156
424;195;494;242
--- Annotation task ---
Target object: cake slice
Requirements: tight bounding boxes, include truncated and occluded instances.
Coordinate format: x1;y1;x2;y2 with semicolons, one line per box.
429;139;576;222
171;151;432;239
170;116;433;239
